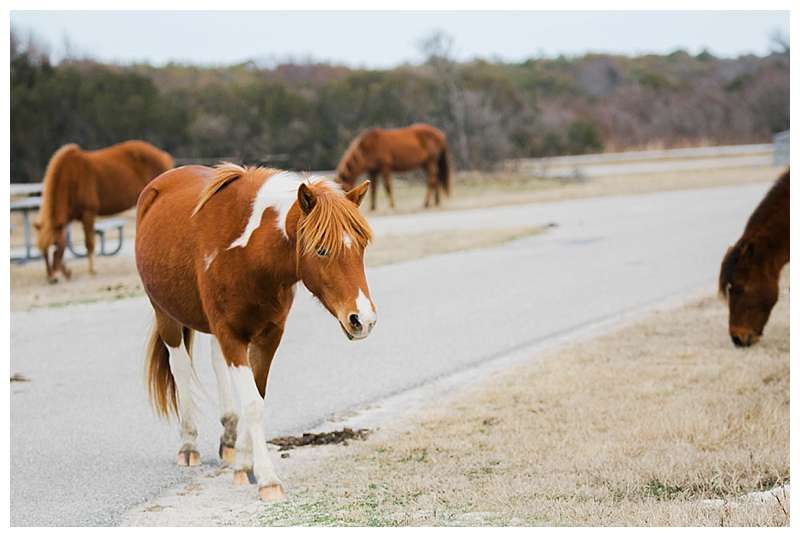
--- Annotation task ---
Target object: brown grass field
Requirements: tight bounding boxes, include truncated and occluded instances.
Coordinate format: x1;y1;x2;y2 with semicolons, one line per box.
256;273;789;526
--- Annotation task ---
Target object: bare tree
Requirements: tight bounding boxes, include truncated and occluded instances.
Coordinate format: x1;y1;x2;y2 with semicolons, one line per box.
418;30;472;167
770;28;789;56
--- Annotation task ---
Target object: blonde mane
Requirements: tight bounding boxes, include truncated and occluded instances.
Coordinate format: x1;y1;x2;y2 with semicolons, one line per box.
297;181;372;258
193;164;371;258
192;162;276;216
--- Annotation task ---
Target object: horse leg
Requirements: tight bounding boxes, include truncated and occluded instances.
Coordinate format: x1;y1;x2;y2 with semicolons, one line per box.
81;211;97;275
218;327;286;501
423;161;437;208
382;169;396;209
43;245;56;284
52;228;71;281
167;327;200;467
211;337;238;466
370;172;378;211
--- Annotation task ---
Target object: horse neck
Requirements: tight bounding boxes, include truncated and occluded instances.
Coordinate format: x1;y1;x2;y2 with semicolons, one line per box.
746;182;790;268
244;204;303;288
340;140;368;182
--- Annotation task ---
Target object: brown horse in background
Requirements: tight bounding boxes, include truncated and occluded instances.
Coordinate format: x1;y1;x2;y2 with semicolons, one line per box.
136;163;376;501
336;123;451;210
719;169;789;347
35;140;173;282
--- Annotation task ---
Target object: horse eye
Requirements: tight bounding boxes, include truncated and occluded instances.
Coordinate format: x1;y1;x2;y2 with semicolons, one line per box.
316;247;328;257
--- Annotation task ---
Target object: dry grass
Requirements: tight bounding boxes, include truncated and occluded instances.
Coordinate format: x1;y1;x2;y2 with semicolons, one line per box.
364;165;782;215
10;225;546;311
365;226;545;267
257;274;789;527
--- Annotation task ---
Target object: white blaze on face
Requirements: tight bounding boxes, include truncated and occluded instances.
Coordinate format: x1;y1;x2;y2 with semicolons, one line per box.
342;233;353;249
356;288;377;326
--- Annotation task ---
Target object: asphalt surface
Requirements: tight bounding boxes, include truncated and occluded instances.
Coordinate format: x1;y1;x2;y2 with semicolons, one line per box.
10;182;770;526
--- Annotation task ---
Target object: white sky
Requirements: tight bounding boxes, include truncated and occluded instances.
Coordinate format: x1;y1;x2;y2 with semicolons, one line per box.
10;10;790;67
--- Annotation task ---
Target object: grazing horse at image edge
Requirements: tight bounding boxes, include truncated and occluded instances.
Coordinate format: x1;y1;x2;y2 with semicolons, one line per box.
336;123;451;210
719;168;789;347
35;140;173;282
135;163;376;501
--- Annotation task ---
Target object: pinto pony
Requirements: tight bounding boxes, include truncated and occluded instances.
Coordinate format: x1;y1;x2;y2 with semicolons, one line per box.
35;140;173;282
719;169;789;347
336;123;451;210
135;163;376;501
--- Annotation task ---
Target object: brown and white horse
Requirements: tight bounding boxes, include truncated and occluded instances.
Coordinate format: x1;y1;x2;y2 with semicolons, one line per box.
719;169;789;347
336;123;451;210
135;163;376;501
35;140;173;282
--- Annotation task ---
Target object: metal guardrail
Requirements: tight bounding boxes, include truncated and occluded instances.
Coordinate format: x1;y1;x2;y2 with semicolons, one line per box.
509;143;773;170
773;131;789;166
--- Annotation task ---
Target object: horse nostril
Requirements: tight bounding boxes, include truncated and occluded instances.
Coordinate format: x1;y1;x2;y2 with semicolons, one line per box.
349;314;362;332
732;335;743;347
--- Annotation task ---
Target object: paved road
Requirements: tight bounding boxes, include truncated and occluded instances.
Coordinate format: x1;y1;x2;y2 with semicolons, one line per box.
10;183;769;526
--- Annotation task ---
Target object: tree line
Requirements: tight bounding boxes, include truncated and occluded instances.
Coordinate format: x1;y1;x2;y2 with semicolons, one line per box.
11;28;789;182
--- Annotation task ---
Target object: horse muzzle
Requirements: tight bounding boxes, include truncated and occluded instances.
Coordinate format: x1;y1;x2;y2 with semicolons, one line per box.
730;326;760;348
339;312;376;341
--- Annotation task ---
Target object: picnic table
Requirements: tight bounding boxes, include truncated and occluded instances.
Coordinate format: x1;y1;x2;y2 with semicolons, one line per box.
10;196;42;262
10;187;127;263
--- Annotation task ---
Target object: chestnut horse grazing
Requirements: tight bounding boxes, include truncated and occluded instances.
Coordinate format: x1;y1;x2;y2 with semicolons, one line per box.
135;163;376;501
35;140;173;282
336;123;451;210
719;169;789;347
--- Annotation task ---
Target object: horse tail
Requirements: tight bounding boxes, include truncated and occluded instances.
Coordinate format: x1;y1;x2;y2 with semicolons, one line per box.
145;320;196;419
437;143;451;196
146;323;177;418
36;143;80;252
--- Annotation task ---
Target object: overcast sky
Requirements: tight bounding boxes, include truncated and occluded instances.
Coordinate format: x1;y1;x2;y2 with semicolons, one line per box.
11;10;789;67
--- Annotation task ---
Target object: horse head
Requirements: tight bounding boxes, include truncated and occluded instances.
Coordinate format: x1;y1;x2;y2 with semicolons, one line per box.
295;180;376;340
719;239;780;347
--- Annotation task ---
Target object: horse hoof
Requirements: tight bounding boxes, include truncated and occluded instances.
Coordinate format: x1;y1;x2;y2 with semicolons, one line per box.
177;450;201;467
259;484;287;502
47;276;59;284
233;469;256;485
219;445;236;466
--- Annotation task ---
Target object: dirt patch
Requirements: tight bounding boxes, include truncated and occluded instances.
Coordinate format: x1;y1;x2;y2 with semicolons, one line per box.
256;273;789;526
269;428;371;451
10;254;145;311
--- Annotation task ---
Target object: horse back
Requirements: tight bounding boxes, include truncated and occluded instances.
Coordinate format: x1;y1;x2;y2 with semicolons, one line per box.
371;124;446;170
88;141;173;215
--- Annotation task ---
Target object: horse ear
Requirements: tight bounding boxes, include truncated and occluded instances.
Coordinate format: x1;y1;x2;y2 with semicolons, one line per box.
297;183;317;215
346;180;370;207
